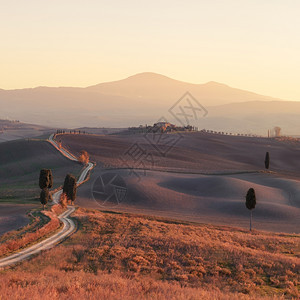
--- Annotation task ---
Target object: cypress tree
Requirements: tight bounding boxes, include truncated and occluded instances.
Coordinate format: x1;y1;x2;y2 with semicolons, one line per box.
40;188;49;210
63;174;77;204
265;152;270;169
245;188;256;231
39;169;53;189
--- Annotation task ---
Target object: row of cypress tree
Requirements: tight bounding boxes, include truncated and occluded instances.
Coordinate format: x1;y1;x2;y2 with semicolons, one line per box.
39;169;77;209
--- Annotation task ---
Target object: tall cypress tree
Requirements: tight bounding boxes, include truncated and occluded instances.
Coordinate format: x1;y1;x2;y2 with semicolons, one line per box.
245;188;256;231
39;169;53;189
265;152;270;169
63;174;77;204
40;188;49;210
39;169;53;209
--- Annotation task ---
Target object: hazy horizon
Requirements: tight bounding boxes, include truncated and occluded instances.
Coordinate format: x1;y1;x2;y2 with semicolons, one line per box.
0;71;298;104
1;1;300;102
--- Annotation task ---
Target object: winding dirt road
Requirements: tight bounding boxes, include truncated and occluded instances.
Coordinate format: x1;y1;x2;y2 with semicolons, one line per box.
0;207;75;268
0;134;94;268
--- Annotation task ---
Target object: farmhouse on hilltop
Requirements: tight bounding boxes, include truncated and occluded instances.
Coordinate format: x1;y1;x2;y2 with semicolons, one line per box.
153;122;176;132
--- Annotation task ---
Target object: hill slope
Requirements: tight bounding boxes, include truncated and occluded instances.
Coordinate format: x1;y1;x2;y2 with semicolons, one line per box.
0;139;82;235
0;139;82;202
59;133;300;233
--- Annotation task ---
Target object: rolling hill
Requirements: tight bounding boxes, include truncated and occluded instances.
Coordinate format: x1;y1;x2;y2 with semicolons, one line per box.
0;139;83;202
0;139;82;234
58;132;300;233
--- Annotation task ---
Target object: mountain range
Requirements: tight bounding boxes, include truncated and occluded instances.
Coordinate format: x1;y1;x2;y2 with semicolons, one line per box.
1;72;299;135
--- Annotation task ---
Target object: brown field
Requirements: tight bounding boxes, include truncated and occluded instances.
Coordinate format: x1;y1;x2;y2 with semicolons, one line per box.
58;132;300;175
59;133;300;233
0;208;298;299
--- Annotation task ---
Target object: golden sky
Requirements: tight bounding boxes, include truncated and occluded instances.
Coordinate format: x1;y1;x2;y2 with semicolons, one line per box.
1;1;299;101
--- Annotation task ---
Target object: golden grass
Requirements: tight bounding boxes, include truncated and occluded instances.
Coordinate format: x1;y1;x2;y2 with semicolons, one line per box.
0;269;282;300
0;208;299;299
0;210;60;258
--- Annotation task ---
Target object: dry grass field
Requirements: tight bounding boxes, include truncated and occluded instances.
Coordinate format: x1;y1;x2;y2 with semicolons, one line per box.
0;208;60;258
0;208;298;299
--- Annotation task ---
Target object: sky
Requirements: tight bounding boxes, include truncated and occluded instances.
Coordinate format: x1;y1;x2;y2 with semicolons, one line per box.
1;0;300;101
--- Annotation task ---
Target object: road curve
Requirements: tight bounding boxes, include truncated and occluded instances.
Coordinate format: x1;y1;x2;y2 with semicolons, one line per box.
48;133;78;161
0;206;76;269
0;134;95;268
49;134;95;203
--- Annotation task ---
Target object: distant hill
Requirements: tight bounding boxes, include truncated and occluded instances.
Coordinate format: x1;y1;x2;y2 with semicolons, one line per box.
87;72;279;106
0;72;299;135
0;119;48;130
0;119;54;143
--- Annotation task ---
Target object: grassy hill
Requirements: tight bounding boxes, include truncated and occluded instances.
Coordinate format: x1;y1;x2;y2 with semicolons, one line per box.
0;139;82;203
0;208;298;299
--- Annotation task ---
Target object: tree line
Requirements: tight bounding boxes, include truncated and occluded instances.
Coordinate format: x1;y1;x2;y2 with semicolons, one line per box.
39;149;89;209
56;129;86;134
39;170;77;209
